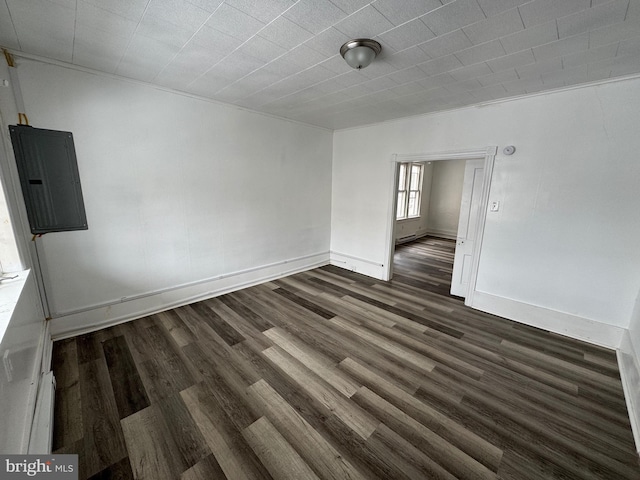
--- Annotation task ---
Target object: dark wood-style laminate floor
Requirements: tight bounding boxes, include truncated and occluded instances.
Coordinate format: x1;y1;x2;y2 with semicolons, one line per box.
51;236;640;479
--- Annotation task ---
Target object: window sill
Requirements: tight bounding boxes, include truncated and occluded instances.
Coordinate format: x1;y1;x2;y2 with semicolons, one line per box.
0;270;29;344
397;216;421;222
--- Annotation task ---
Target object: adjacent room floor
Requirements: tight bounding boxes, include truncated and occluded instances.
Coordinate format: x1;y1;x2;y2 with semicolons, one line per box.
51;236;640;479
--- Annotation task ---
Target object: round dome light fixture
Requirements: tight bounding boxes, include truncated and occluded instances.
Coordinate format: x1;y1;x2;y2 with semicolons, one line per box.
340;39;382;70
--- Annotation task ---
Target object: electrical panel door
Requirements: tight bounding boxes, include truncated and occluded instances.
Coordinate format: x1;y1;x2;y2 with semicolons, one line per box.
9;125;88;234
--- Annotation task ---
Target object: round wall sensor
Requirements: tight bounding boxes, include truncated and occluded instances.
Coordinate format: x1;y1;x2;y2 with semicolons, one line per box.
503;145;516;155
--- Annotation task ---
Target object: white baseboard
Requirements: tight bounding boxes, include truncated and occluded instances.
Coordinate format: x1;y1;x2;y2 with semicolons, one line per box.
470;291;624;349
28;320;54;454
396;232;436;244
50;252;329;340
471;290;639;449
618;330;640;453
329;251;386;280
425;229;457;240
28;371;55;454
396;234;417;244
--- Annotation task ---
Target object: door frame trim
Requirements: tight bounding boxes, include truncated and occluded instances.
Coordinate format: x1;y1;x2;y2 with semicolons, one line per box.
383;146;497;307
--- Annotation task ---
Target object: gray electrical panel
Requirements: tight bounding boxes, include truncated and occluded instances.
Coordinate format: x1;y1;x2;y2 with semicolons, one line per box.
9;125;88;234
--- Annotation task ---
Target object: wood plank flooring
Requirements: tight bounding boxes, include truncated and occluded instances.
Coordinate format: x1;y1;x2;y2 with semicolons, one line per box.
51;236;640;479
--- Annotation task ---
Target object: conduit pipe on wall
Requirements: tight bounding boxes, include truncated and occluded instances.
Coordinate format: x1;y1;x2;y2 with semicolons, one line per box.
3;49;29;125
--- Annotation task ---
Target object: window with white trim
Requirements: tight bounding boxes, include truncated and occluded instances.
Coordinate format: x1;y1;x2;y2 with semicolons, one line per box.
396;162;423;220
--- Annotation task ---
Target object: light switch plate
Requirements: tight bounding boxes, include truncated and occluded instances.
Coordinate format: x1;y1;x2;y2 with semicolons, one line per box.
490;201;500;212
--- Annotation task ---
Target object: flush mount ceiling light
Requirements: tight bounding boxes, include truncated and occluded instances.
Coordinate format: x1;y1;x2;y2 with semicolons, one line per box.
340;39;382;70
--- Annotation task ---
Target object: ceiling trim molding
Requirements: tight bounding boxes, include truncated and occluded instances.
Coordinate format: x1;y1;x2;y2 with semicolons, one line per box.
334;72;640;132
4;49;333;133
6;48;640;134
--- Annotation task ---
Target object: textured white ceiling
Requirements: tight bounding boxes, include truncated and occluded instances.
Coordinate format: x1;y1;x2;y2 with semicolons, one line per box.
1;0;639;129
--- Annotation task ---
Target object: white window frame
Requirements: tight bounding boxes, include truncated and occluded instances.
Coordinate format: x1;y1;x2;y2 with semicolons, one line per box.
396;162;423;220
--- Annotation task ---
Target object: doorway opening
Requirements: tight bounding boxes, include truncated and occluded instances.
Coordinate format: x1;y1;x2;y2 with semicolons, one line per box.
383;147;497;306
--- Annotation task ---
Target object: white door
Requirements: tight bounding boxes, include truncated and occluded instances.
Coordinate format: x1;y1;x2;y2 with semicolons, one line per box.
451;159;484;297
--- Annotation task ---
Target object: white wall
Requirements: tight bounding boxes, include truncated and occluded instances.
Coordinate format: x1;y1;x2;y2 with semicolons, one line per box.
426;159;465;239
6;59;332;332
332;77;640;336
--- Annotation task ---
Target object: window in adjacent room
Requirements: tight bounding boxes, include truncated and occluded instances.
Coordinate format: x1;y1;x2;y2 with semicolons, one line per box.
396;162;423;220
